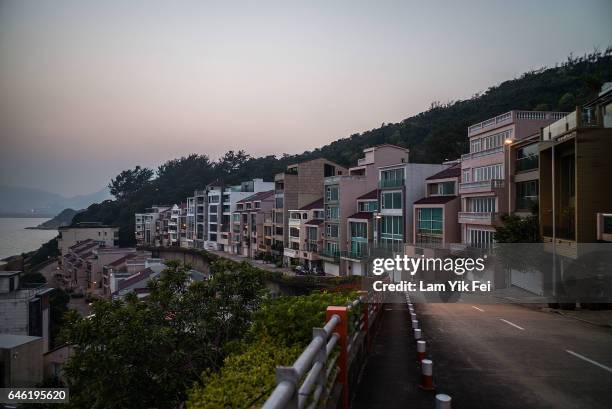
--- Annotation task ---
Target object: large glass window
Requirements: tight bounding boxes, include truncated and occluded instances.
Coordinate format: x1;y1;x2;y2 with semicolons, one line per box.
381;192;402;209
358;201;378;212
473;164;503;181
326;186;339;202
326;206;339;220
516;180;539;211
289;227;300;238
349;222;367;239
467;197;496;213
326;223;339;238
438;182;455;195
516;144;539;172
418;208;443;234
306;226;318;241
380;216;403;239
275;197;284;209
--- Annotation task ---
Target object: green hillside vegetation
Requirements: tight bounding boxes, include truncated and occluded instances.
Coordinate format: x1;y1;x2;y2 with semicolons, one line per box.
72;49;612;246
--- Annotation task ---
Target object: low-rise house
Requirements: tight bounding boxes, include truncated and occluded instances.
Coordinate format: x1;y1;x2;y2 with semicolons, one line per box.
231;190;275;258
411;162;462;249
283;198;325;270
0;272;53;353
0;334;43;387
58;222;118;263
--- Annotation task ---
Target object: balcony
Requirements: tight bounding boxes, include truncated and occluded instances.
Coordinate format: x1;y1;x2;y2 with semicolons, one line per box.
542;108;599;141
339;251;369;261
283;248;299;258
379;178;404;189
319;250;340;261
459;179;504;194
461;146;503;161
515;156;538;172
458;212;498;225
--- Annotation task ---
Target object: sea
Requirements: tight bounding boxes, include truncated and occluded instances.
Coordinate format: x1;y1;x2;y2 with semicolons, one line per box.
0;218;58;263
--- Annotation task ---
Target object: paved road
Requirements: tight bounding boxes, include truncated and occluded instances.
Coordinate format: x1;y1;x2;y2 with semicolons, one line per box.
419;301;612;409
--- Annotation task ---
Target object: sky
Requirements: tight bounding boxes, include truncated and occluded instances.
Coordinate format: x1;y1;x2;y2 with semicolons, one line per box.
0;0;611;196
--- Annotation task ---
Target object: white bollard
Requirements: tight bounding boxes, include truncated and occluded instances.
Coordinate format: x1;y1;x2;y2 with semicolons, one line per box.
417;339;426;361
414;328;422;340
435;394;451;408
412;319;419;329
420;359;434;390
410;312;416;320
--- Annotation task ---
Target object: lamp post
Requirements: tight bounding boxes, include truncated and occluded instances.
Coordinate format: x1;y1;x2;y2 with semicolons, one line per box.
504;138;514;215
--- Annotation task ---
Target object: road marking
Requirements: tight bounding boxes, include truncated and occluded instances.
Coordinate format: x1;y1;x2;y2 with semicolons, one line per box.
566;350;612;373
499;318;525;330
472;306;485;312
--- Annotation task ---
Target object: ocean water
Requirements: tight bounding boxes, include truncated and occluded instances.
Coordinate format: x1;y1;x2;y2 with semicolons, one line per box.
0;218;58;262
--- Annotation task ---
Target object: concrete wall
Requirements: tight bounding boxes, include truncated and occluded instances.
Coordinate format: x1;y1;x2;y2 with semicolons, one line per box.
1;337;43;387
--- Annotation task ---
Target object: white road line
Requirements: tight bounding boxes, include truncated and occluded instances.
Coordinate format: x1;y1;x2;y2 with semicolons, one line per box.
566;350;612;373
472;306;485;312
499;318;525;330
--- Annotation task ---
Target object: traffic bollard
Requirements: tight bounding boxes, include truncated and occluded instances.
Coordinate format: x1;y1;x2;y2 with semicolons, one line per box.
417;340;426;362
435;394;451;408
420;359;434;390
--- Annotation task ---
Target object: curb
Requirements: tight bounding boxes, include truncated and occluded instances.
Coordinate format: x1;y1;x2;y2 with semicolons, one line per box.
552;310;612;329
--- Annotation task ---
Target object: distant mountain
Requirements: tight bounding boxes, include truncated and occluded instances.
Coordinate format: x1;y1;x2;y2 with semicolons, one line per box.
0;185;111;216
25;208;83;229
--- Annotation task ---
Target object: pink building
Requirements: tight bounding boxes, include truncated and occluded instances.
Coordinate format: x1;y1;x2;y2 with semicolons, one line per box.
231;190;275;258
459;110;566;247
412;163;461;248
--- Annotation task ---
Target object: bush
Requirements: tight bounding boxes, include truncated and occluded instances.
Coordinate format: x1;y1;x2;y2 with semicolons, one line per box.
249;291;358;347
187;339;301;409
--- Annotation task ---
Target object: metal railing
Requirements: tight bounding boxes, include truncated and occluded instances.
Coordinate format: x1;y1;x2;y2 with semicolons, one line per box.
262;292;384;409
378;178;404;189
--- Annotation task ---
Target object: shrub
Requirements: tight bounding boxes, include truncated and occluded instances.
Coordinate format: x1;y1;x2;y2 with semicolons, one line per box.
187;338;301;409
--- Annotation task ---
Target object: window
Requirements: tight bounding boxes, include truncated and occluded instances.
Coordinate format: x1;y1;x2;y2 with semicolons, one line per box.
380;216;403;239
313;210;325;219
306;226;318;241
516;180;538;211
326;206;339;220
463;169;470;183
290;213;301;220
381;168;404;182
470;130;510;153
418;208;443;234
325;241;339;254
468;228;495;248
516;144;539;172
326;223;339;238
326;186;339;202
349;222;367;239
358;201;378;212
209;214;218;223
209;195;219;203
255;201;261;209
381;192;402;209
473;164;503;181
209;205;217;213
438;181;455;195
275;197;284;209
467;197;496;213
289;227;300;238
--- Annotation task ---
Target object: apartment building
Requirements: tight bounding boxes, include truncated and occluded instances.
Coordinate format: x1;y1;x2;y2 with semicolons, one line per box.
267;159;347;258
459;110;566;248
506;133;541;216
283;198;325;270
0;272;53;354
184;196;196;248
411;162;461;249
58;223;119;261
230;190;275;258
320;145;439;275
539;83;612;256
135;206;170;247
342;190;379;276
376;162;448;254
205;179;274;251
84;247;144;294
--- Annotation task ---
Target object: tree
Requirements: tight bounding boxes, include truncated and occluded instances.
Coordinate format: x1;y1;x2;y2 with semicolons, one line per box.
494;213;540;243
108;166;154;200
60;261;265;409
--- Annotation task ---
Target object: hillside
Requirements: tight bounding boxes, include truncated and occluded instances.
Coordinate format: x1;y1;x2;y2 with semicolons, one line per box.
26;208;82;230
72;50;612;246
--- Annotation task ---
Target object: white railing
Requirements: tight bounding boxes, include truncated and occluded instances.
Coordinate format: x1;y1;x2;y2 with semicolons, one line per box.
459;179;504;192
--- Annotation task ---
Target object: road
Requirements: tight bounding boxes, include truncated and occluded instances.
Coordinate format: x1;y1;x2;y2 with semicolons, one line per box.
419;301;612;409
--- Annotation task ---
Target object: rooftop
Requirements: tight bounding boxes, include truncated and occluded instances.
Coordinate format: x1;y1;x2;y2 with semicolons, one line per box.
357;189;378;200
414;196;458;205
299;198;324;211
60;222;118;230
347;212;374;220
237;190;275;203
0;334;41;349
426;165;461;180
